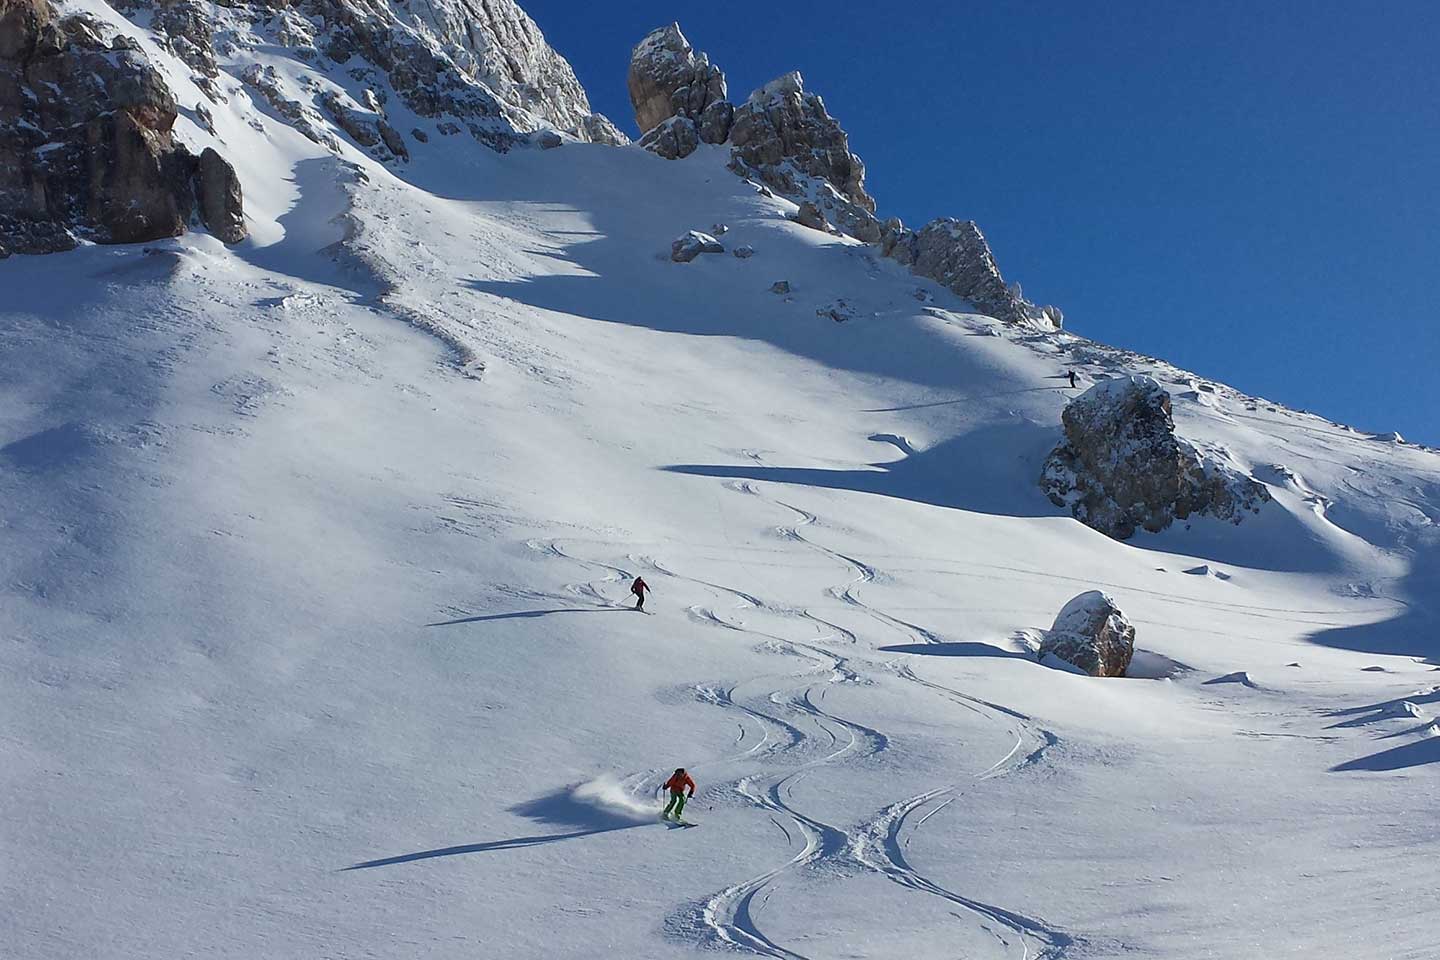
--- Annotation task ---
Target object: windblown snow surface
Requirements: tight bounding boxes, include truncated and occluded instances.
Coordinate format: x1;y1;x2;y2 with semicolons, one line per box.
4;5;1440;958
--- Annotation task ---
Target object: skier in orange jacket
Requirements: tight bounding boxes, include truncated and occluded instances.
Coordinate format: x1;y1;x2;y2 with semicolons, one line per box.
662;768;695;821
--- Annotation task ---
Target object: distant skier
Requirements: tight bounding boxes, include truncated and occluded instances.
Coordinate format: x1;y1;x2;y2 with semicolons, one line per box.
1067;370;1078;389
630;576;650;611
661;768;695;822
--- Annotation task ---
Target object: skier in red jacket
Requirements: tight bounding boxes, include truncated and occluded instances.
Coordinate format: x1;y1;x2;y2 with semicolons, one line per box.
661;768;695;821
631;576;650;611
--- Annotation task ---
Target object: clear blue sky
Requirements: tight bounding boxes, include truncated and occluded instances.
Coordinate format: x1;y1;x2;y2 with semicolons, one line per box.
528;1;1440;445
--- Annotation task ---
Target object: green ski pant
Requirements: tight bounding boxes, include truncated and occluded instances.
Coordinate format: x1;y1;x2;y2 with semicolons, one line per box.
663;791;687;819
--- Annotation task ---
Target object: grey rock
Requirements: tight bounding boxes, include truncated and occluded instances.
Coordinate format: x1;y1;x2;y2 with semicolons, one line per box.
378;120;409;159
670;230;724;263
411;127;430;143
1040;376;1272;540
732;244;754;259
729;71;873;214
195;147;245;243
817;299;854;322
1;0;240;253
638;115;699;160
711;223;729;235
881;218;1057;327
697;97;733;144
1039;591;1135;677
536;130;563;149
794;201;829;232
627;23;728;137
769;281;790;294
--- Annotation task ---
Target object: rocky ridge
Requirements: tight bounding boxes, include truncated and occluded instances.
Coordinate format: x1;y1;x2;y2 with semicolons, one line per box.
626;22;1059;330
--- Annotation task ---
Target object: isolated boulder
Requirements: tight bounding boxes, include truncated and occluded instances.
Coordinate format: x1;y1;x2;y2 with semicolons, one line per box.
1040;376;1271;540
627;23;729;139
639;115;699;160
1040;591;1136;677
732;244;754;259
0;0;247;252
670;230;724;262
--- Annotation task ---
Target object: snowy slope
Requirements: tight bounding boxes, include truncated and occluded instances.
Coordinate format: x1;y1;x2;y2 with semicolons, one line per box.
3;4;1440;959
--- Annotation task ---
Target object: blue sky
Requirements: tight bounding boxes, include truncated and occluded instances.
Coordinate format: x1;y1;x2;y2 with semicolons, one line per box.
528;1;1439;445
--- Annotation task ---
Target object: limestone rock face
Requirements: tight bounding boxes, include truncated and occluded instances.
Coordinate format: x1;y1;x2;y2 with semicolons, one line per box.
195;147;246;244
1040;376;1272;540
639;115;700;160
627;23;728;139
1039;591;1136;677
670;230;724;263
729;72;873;214
0;0;246;252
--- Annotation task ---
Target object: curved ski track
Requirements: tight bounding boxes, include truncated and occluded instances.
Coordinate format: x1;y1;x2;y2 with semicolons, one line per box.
528;478;1077;958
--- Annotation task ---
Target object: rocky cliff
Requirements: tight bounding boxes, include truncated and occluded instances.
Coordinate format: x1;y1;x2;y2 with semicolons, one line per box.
0;0;245;254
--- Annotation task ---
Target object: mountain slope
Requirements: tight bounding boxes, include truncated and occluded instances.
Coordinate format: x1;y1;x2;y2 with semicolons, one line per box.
3;3;1440;959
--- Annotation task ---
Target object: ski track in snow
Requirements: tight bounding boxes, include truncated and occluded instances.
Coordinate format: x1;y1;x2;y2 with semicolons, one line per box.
609;479;1073;958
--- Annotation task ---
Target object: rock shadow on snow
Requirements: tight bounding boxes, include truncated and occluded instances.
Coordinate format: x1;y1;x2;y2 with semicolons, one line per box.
879;641;1031;660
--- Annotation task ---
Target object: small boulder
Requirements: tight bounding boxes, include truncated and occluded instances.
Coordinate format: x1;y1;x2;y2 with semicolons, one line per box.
536;130;563;150
711;223;729;235
671;230;724;263
1039;591;1136;677
769;280;791;294
733;244;754;259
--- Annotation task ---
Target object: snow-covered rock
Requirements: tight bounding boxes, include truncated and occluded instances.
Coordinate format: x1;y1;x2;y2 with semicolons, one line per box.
670;230;724;262
626;23;728;140
1039;591;1136;677
1040;376;1272;540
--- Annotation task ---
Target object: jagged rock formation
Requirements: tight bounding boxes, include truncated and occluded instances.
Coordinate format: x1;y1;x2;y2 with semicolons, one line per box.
624;22;1059;329
0;0;246;253
728;72;873;215
1039;591;1136;677
627;23;729;147
110;0;626;152
884;219;1060;327
1041;376;1271;540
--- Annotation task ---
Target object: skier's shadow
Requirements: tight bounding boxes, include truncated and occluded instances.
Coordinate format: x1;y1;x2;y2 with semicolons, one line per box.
425;607;628;627
343;786;651;870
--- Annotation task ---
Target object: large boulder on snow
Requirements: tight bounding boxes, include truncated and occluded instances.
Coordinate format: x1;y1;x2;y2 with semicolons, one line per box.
0;0;246;252
1040;591;1136;677
670;230;724;263
627;23;730;141
882;218;1057;327
1040;376;1271;540
195;148;246;244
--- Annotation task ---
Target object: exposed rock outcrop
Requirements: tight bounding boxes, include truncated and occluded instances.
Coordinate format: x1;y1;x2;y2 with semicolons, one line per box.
1040;376;1271;540
638;115;699;160
1039;591;1136;677
0;0;246;253
883;219;1057;327
627;23;728;140
793;201;829;232
729;71;873;214
670;230;723;262
195;147;246;244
